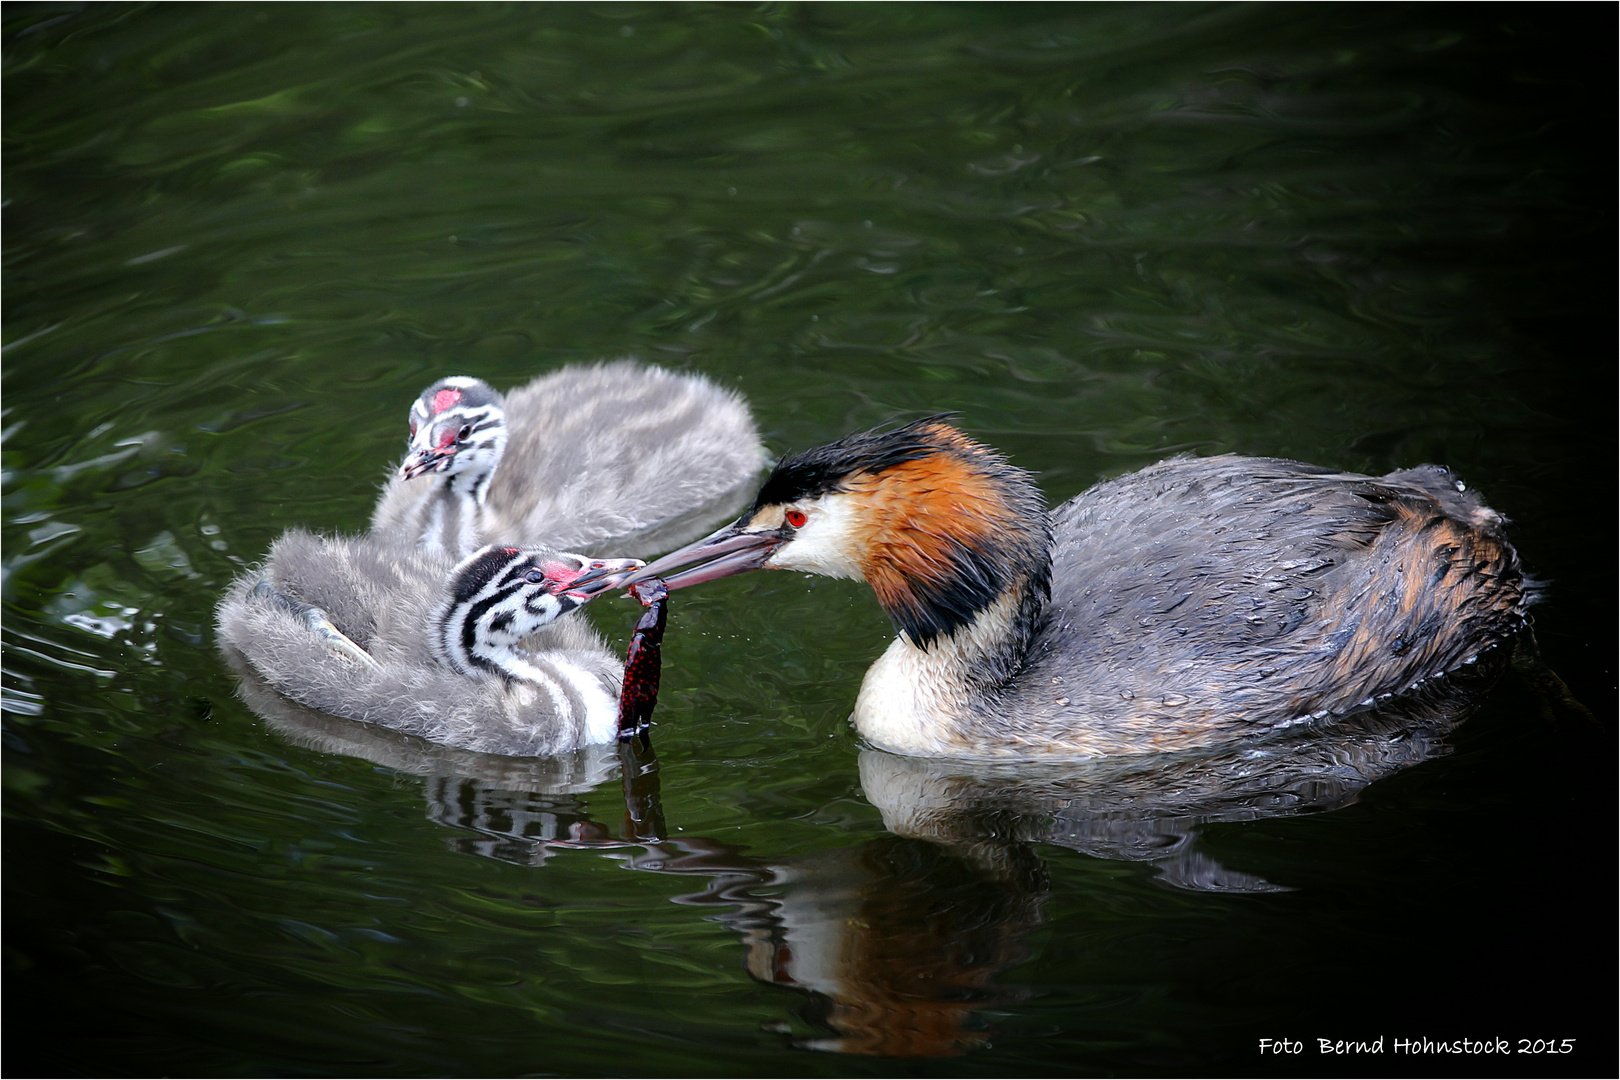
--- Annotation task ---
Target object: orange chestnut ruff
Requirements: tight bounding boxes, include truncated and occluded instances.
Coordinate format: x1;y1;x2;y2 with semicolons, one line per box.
840;428;1049;645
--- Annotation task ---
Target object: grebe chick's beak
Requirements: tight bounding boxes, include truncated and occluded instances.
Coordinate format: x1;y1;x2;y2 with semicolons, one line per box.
400;446;450;480
399;405;466;480
559;557;647;601
399;418;466;480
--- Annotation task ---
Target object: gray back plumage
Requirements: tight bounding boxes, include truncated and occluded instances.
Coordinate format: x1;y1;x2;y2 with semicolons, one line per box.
216;529;622;757
369;361;766;557
996;454;1527;751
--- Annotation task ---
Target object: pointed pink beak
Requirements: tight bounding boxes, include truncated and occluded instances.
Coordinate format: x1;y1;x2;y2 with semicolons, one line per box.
572;522;786;595
562;557;646;600
400;447;452;480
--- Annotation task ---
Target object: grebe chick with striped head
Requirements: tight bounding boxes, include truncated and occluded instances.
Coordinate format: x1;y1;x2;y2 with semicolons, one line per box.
602;417;1530;759
370;361;766;558
217;536;642;757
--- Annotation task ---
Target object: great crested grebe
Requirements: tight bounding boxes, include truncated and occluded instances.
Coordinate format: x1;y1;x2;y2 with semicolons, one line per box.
598;416;1530;759
370;360;766;557
216;535;641;756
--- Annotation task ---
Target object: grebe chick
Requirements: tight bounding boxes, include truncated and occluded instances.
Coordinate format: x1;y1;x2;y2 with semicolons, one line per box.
369;361;766;558
605;417;1531;759
217;534;641;756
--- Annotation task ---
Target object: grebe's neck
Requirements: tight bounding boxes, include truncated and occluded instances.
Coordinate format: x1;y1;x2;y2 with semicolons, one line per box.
426;429;505;555
449;456;497;504
855;576;1047;757
837;425;1052;698
853;436;1052;755
417;478;484;557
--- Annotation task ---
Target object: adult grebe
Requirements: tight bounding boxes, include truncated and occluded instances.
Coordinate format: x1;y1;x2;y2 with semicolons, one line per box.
370;361;765;557
598;417;1530;759
216;536;642;756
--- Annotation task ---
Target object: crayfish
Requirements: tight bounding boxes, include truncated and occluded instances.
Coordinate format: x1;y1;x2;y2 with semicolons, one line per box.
615;577;668;749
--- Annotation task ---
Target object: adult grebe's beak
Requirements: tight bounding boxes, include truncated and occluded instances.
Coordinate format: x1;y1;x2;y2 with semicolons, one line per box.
573;521;786;593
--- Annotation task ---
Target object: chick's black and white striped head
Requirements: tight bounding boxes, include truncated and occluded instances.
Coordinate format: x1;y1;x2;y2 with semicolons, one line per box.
433;546;642;681
401;377;508;496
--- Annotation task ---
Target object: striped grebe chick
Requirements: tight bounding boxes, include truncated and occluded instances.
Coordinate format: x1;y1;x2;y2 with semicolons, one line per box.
217;536;642;756
601;417;1530;759
370;361;766;558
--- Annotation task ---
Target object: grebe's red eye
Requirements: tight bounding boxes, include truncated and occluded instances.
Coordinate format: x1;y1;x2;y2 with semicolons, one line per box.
784;509;808;529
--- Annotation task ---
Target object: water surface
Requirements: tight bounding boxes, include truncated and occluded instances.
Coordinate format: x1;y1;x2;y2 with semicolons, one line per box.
4;4;1612;1076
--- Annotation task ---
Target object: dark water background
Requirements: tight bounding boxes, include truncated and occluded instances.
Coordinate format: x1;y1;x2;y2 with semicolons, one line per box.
4;4;1614;1076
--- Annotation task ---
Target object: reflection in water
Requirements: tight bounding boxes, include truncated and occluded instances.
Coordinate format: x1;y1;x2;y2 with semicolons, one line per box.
732;839;1045;1056
860;664;1497;894
225;641;1504;1056
225;644;669;859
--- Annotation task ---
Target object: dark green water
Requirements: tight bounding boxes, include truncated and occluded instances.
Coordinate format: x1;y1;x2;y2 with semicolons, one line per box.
4;4;1613;1076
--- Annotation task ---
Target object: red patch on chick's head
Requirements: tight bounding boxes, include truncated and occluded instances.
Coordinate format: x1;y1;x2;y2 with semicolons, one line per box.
431;388;462;415
539;559;581;588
